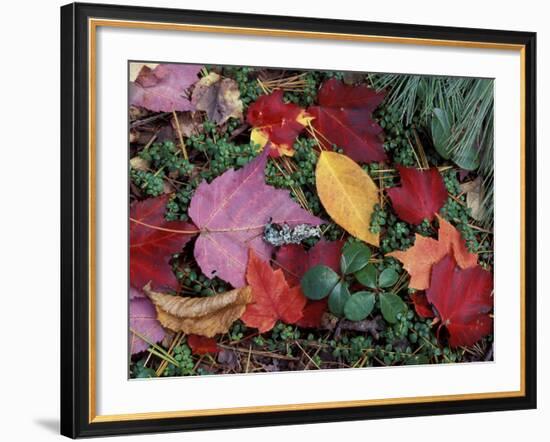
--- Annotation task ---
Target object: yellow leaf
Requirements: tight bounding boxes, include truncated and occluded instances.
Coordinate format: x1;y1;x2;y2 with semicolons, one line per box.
144;284;252;338
316;151;379;246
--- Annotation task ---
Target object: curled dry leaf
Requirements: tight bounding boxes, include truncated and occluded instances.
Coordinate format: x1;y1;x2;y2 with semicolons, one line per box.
316;151;380;246
191;72;244;125
460;176;484;221
144;283;253;338
387;215;477;290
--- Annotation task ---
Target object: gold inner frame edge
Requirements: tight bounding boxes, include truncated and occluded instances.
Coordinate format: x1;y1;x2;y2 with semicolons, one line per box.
87;18;527;424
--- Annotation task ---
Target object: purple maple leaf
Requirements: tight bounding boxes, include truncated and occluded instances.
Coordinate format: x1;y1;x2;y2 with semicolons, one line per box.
189;148;323;288
129;63;202;112
129;297;165;355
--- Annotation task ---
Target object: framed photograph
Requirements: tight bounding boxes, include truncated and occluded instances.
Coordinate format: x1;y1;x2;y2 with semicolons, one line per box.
60;2;537;438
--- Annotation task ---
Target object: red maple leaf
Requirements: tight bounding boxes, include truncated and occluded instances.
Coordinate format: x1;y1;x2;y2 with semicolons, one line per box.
241;250;307;332
410;292;434;319
386;166;448;224
426;254;493;347
308;79;386;163
387;215;478;290
296;299;328;328
274;239;344;287
187;335;219;355
246;90;310;157
130;195;197;291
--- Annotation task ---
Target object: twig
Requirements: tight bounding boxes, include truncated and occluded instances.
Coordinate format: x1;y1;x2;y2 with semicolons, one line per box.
130;112;171;129
217;344;299;361
172;111;189;160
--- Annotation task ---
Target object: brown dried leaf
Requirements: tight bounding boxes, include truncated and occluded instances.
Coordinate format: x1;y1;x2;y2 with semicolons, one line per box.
144;284;252;338
130;156;150;171
191;72;243;125
460;176;484;221
171;112;203;138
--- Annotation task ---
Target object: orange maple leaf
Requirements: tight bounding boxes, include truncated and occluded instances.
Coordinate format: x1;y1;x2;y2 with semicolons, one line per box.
387;216;477;290
241;250;307;332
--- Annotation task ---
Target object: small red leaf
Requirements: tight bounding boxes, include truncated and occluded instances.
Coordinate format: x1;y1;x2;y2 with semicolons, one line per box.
426;254;493;347
410;292;433;319
241;250;307;332
386;166;448;224
130;195;196;292
247;90;309;157
308;79;386;163
274;239;344;287
296;299;328;328
187;335;219;355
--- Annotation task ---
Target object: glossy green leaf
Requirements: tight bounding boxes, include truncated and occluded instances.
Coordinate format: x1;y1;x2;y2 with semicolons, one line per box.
328;281;351;317
343;291;375;321
379;268;399;288
340;242;371;275
355;264;377;289
379;292;407;324
301;265;340;300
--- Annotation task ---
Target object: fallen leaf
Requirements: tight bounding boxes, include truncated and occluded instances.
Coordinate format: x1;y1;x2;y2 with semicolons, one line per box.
296;299;328;328
426;254;493;347
129;63;202;112
144;283;252;338
241;250;307;332
130;156;150;171
191;72;243;125
188;148;323;287
387;216;478;290
130;286;143;300
274;239;344;287
129;62;159;82
460;176;484;221
129;297;165;354
308;79;386;163
170;112;203;138
316;151;379;246
187;335;219;354
410;292;433;319
130;195;197;291
247;90;310;157
386;166;448;224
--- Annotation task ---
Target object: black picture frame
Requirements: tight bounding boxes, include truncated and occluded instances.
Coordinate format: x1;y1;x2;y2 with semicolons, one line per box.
60;2;537;438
